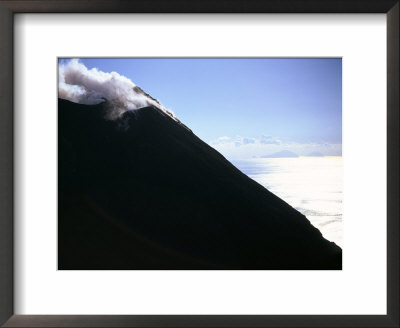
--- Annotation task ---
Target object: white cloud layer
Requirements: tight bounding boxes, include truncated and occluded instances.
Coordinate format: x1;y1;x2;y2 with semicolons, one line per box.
209;135;342;159
58;59;175;120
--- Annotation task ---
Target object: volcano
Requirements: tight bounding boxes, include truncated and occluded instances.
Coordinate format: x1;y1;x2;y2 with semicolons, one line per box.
58;98;342;270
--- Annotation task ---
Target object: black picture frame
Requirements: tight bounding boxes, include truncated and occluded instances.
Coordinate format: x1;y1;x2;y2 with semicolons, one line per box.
0;1;398;327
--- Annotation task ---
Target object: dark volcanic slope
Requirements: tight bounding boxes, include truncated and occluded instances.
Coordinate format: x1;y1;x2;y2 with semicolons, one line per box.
58;98;342;270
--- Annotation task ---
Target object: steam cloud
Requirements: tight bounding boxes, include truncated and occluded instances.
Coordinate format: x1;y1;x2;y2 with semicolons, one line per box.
58;59;175;120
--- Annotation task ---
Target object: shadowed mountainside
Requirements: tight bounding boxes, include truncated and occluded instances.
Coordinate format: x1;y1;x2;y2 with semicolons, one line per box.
58;98;342;270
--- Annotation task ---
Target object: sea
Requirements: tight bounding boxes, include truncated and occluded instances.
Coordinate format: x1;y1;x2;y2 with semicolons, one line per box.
231;157;342;248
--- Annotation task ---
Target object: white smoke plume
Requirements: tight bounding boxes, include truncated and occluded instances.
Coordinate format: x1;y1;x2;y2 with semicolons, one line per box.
58;59;176;120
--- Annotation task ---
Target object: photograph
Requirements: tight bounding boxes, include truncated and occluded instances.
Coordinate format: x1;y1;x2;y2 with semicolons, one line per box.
58;58;342;270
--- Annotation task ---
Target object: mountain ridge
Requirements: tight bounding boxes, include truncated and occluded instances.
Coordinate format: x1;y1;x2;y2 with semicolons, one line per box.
262;150;299;158
58;98;342;270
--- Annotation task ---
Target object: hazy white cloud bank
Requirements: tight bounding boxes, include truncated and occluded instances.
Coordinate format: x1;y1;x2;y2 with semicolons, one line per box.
59;59;175;120
209;135;341;159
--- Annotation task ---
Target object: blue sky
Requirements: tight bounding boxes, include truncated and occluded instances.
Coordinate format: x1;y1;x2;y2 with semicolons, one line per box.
60;58;342;157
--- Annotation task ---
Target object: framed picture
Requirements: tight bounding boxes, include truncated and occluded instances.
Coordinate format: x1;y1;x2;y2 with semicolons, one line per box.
0;1;398;327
